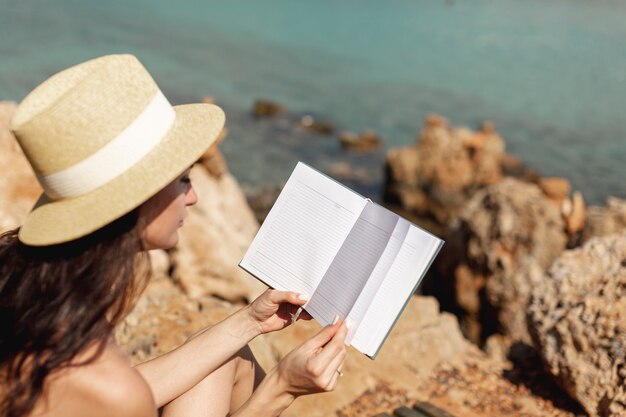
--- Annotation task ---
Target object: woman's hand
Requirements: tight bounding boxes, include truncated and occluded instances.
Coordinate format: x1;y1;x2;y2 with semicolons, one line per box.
246;289;311;334
229;320;348;416
273;320;348;396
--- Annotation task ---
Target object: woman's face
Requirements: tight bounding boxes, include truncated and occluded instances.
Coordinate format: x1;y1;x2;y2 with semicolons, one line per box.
140;168;197;250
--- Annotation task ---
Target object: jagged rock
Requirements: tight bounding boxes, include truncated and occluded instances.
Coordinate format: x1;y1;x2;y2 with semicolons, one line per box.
415;357;583;417
434;178;567;343
0;101;43;232
584;197;626;241
117;250;277;370
244;184;283;224
563;191;586;236
527;233;626;417
385;115;504;223
500;153;537;180
252;99;284;117
118;281;481;417
539;177;571;203
299;115;334;135
116;272;246;364
339;129;382;151
201;148;229;178
170;164;266;303
259;296;476;417
198;126;229;177
324;162;372;184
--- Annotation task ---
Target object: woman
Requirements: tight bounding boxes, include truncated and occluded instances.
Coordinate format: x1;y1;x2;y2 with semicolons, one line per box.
0;54;347;417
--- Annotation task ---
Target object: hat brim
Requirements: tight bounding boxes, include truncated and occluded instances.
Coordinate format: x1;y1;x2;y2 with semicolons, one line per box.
18;103;225;246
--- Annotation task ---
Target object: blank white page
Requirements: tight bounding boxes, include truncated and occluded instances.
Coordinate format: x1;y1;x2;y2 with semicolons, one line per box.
305;201;399;326
345;217;410;345
240;163;366;299
355;225;443;358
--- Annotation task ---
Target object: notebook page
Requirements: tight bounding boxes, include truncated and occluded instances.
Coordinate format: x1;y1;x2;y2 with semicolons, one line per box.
240;162;366;298
305;201;399;326
355;225;443;357
345;216;410;345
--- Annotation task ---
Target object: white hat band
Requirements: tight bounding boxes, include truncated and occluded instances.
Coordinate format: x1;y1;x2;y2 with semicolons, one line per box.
39;90;176;199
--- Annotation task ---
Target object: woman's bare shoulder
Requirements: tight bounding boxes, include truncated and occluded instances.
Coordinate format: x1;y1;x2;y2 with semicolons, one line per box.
33;342;156;417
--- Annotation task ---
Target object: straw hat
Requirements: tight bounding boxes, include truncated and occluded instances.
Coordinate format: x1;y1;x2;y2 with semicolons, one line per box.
10;54;225;246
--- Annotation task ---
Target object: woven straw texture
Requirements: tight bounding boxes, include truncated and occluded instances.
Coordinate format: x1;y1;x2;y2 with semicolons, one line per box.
10;54;225;245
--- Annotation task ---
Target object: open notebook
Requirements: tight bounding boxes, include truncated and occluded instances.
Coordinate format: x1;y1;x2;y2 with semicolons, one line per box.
239;162;444;358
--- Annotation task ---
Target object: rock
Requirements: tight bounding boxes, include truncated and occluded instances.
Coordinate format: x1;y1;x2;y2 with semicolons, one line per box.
584;197;626;240
385;115;505;224
415;356;583;417
339;129;382;151
324;162;371;184
299;115;334;135
424;113;448;129
198;126;228;177
118;285;485;417
539;177;571;203
116;272;243;364
170;164;266;303
484;334;513;364
261;296;476;417
527;233;626;417
480;120;496;134
433;178;567;343
0;101;17;141
563;191;586;236
500;153;529;179
245;184;283;224
385;147;420;186
252;99;284;117
201;148;229;178
148;249;171;278
341;336;583;417
0;101;43;233
336;384;411;417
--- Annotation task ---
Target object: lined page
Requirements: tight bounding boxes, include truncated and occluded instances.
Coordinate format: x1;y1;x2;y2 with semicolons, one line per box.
240;162;366;298
305;202;399;326
353;225;443;357
345;217;410;344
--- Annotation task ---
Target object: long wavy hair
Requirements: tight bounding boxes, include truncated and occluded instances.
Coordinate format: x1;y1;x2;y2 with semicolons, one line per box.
0;209;151;417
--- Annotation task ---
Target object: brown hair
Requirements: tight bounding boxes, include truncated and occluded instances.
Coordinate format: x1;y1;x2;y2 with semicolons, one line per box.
0;209;151;417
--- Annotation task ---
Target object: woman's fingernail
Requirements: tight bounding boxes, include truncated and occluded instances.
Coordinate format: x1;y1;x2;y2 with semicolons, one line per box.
346;319;353;330
298;294;308;301
332;315;340;325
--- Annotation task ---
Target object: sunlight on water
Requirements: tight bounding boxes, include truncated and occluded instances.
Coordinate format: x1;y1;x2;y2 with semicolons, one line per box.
1;0;625;202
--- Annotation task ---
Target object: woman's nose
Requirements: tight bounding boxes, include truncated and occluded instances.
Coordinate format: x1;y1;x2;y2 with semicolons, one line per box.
186;186;198;206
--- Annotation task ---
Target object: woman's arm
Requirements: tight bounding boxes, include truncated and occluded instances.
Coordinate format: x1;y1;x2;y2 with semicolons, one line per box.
134;290;306;407
232;320;349;417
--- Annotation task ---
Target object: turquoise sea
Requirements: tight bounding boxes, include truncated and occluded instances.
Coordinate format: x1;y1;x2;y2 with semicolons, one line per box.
1;0;625;203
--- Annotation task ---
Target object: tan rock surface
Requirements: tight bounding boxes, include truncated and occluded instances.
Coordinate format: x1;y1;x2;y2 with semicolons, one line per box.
253;99;284;117
339;129;382;151
435;178;567;343
528;233;626;417
584;197;626;240
289;297;483;417
562;191;586;237
0;101;42;232
119;286;482;417
385;115;505;224
118;266;584;417
539;177;571;202
170;164;266;303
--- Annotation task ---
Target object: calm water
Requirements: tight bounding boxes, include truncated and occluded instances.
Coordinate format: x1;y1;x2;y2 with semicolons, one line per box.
1;0;625;202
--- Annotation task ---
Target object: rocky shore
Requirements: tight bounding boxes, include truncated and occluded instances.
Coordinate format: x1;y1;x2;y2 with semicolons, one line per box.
1;99;625;417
